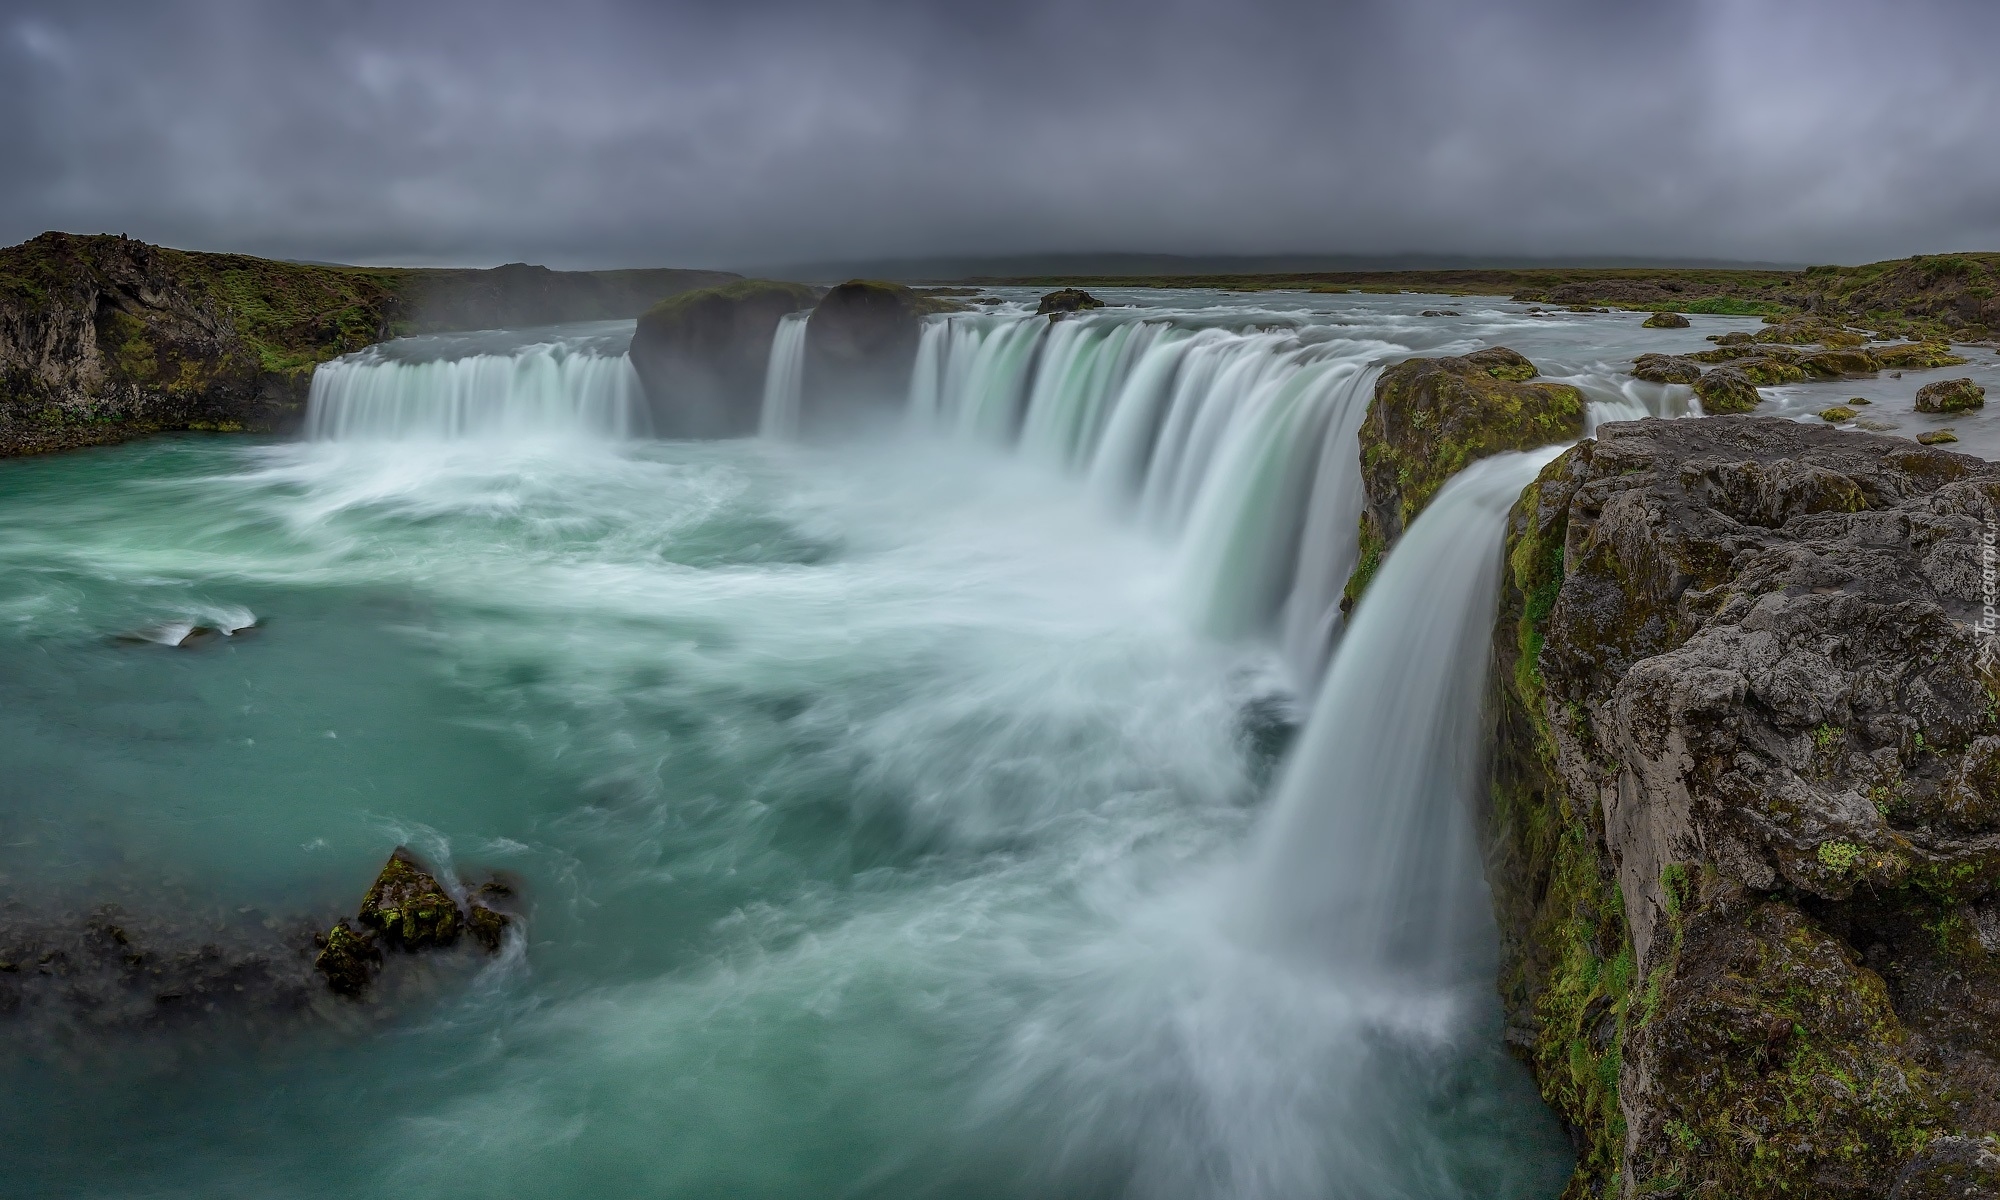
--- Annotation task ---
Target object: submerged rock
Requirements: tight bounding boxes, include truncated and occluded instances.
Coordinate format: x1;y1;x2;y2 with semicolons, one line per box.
1818;405;1858;422
1036;288;1105;317
1630;353;1702;385
1691;366;1761;413
1915;377;1986;413
1340;346;1584;610
1641;310;1690;328
628;279;818;438
358;850;462;950
1917;429;1960;445
1488;416;2000;1198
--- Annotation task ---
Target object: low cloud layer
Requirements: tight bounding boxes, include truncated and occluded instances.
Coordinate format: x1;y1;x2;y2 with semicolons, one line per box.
3;0;1997;269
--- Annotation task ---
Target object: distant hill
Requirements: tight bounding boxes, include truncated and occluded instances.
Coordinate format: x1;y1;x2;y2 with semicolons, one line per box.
751;252;1800;284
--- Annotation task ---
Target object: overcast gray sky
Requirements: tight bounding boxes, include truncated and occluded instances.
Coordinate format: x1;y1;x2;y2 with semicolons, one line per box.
3;0;1996;270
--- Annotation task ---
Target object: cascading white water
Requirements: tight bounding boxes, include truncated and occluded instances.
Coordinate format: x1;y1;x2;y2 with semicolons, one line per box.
908;310;1393;681
758;312;810;440
1242;447;1567;986
305;330;648;441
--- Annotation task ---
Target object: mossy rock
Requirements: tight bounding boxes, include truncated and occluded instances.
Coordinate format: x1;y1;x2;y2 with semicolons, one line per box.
1732;356;1808;386
312;919;381;997
1871;342;1967;371
1797;348;1880;379
1712;331;1755;346
1036;288;1105;316
1819;406;1858;422
358;849;462;950
1916;429;1959;445
1692;367;1761;413
1341;346;1584;609
1914;377;1985;413
1642;310;1690;328
1631;353;1702;385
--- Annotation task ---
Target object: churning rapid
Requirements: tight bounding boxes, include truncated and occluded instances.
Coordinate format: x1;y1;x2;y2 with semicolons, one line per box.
0;291;1714;1199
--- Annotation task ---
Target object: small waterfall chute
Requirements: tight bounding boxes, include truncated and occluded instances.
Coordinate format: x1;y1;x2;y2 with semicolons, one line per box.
758;313;810;440
1241;446;1568;986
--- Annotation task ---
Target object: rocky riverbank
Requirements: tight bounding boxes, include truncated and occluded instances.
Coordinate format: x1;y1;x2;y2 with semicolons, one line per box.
0;232;732;456
1486;417;2000;1198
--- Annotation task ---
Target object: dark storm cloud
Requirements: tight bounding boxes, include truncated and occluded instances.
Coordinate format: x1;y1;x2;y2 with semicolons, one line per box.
3;0;1997;268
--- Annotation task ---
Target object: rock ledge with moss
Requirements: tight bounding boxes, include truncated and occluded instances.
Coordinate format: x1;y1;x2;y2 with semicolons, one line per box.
1488;416;2000;1199
1341;346;1586;609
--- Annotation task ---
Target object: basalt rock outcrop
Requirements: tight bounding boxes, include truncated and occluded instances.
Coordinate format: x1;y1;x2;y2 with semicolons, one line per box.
627;279;818;437
799;280;966;435
1488;416;2000;1199
0;232;733;457
1341;346;1586;609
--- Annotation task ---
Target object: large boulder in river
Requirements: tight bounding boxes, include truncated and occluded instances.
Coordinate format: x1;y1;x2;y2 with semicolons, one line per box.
1631;353;1702;385
799;281;964;435
1340;346;1585;609
1641;310;1690;328
1915;377;1986;414
1691;366;1761;413
1488;416;2000;1198
629;280;818;438
313;848;512;996
1036;288;1106;317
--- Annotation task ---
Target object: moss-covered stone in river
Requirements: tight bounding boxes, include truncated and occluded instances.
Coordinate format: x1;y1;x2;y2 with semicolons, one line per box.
1692;366;1761;413
358;849;463;950
1914;377;1985;413
312;919;381;997
1642;310;1690;328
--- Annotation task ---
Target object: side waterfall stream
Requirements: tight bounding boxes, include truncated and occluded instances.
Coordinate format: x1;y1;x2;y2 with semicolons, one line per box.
0;292;1745;1198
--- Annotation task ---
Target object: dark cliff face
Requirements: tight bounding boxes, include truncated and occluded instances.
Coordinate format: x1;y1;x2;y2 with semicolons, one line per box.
1488;416;2000;1199
0;232;736;457
627;280;818;438
1340;346;1586;610
800;281;964;436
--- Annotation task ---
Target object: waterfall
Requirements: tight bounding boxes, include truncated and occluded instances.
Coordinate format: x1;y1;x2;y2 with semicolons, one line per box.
758;312;810;440
305;331;648;441
1242;447;1567;986
908;311;1391;682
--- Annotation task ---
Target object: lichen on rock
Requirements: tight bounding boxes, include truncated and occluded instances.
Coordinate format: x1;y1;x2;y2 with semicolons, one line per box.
1631;353;1703;385
358;849;463;950
1488;417;2000;1198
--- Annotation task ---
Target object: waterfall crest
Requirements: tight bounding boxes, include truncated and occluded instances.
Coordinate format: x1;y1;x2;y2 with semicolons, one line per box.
758;312;810;440
1243;447;1567;986
305;328;647;441
910;310;1392;680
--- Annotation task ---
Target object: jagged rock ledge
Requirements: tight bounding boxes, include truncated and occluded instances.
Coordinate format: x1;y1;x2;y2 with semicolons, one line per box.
1487;416;2000;1198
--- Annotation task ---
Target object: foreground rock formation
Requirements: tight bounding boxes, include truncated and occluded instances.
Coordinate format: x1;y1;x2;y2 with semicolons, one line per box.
1487;417;2000;1198
627;279;817;437
0;232;732;456
1341;346;1586;608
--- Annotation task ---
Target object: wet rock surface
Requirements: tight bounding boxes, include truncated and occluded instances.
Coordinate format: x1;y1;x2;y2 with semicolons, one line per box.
1692;365;1761;413
1488;416;2000;1198
1341;346;1585;609
1642;311;1690;328
317;849;513;996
